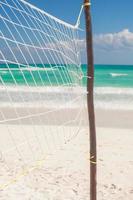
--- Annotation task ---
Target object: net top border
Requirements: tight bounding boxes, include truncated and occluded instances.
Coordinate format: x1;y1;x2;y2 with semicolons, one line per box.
20;0;77;29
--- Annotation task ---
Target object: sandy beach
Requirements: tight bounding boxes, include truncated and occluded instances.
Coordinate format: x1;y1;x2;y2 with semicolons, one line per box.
0;106;133;200
0;0;133;199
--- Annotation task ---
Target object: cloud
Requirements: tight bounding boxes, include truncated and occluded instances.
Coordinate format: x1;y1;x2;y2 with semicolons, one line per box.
94;29;133;51
75;29;133;64
73;29;133;52
1;29;133;65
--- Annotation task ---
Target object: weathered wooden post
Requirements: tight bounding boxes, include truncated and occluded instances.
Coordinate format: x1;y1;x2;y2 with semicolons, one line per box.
84;0;97;200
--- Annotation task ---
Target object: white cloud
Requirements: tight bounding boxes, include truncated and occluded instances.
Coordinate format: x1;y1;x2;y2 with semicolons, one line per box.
74;29;133;52
1;29;133;64
75;29;133;64
94;29;133;51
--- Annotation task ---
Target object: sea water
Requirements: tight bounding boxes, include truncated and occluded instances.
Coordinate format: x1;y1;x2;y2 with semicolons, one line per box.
83;64;133;110
0;64;133;110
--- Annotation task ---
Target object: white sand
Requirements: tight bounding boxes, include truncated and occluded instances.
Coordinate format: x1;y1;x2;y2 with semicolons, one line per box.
0;109;133;199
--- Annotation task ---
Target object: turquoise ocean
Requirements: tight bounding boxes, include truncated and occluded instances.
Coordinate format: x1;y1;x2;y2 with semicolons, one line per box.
0;64;133;110
0;64;133;87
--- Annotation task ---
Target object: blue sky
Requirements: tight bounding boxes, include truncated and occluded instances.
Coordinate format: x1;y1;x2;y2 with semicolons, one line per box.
27;0;133;65
27;0;133;34
0;0;133;65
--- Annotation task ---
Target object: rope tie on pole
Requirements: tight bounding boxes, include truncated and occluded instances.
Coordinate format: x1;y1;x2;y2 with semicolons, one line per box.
75;2;91;28
90;156;97;165
87;155;97;164
84;2;91;7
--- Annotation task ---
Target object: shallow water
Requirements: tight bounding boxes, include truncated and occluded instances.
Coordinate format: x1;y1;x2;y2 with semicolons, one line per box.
0;64;133;110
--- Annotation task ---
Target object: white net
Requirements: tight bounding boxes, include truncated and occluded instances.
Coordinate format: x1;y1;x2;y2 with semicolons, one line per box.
0;0;86;191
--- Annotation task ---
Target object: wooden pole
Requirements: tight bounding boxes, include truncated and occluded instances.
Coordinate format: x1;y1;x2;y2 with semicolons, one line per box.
84;1;97;200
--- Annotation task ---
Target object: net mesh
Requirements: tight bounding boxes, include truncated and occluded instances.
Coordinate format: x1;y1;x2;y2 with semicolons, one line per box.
0;0;86;190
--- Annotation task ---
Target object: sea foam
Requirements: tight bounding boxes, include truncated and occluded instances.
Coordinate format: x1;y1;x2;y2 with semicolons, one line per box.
0;85;133;110
110;73;128;77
